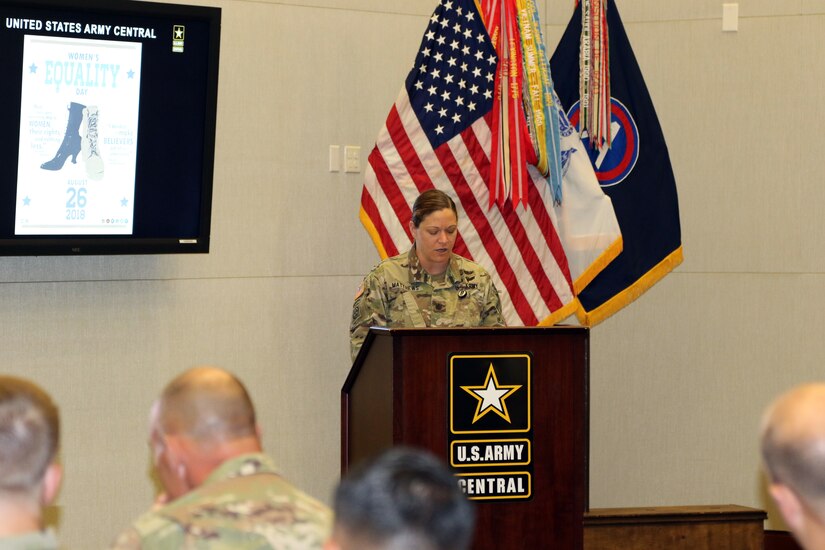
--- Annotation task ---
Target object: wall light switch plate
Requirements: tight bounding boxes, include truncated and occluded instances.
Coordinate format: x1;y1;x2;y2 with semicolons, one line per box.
344;145;361;173
722;3;738;32
329;145;340;172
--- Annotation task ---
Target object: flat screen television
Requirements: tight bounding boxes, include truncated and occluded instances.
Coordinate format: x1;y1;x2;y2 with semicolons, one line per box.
0;0;220;255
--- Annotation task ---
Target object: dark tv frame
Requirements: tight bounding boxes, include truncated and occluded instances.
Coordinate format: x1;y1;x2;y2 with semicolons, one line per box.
0;0;220;255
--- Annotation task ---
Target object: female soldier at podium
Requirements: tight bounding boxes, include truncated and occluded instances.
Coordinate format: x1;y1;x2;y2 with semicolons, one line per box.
350;189;505;361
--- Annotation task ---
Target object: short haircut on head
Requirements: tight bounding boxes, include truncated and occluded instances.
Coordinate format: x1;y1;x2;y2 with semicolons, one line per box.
157;366;257;444
761;384;825;512
333;447;475;550
410;190;458;228
0;376;59;495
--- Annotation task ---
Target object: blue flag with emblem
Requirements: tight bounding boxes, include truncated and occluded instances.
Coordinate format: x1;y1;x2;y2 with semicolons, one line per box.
550;0;683;326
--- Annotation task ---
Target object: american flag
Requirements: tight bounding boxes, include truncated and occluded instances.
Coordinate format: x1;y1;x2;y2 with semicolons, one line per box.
360;0;580;326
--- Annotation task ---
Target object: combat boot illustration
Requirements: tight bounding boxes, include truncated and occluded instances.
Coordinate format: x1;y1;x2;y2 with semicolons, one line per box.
81;105;104;180
41;102;85;171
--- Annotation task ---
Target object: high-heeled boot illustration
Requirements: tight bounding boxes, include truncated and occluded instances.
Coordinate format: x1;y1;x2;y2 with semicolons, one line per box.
40;102;85;171
81;105;104;180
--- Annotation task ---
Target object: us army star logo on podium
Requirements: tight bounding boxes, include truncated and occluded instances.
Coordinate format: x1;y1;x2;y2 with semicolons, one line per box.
450;353;531;434
448;353;533;501
462;363;522;424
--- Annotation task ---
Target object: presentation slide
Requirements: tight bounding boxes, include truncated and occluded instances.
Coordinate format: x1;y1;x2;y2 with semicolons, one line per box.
15;35;142;235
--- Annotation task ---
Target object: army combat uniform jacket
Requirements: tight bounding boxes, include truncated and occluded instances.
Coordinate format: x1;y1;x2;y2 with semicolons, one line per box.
0;529;59;549
110;453;331;550
350;247;505;360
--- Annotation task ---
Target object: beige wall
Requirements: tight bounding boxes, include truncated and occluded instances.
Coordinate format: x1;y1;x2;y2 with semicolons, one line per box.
1;0;821;546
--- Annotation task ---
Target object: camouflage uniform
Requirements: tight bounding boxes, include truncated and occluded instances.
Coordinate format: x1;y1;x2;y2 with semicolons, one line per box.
110;453;331;550
0;529;59;549
350;247;505;360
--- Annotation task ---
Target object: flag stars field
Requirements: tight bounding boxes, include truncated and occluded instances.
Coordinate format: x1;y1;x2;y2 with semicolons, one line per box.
407;2;497;148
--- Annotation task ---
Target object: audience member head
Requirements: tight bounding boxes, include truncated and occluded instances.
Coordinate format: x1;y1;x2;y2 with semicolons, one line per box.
761;382;825;549
0;375;61;534
149;366;261;500
328;447;475;550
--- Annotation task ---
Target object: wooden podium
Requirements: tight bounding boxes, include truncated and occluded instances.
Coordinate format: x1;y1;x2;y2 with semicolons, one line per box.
341;326;589;550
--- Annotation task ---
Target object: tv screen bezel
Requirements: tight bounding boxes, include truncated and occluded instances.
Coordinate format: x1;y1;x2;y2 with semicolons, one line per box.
0;0;220;256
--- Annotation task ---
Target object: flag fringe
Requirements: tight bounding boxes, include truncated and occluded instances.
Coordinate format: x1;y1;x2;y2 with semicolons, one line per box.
571;234;622;295
359;206;390;260
576;245;683;326
537;296;580;327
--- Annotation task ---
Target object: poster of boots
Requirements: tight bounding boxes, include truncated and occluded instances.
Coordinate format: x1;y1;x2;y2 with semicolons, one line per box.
15;35;141;235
